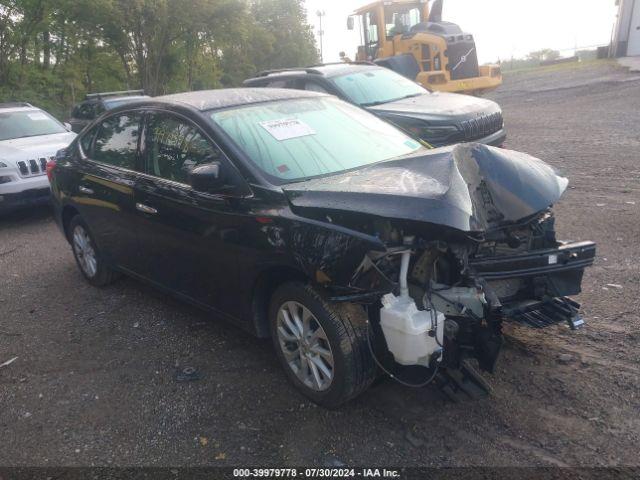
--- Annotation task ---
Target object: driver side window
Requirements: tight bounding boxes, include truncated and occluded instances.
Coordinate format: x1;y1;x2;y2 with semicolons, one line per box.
145;113;221;184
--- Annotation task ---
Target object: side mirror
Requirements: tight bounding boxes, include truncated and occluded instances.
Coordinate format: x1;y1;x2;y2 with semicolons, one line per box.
64;122;73;131
347;16;354;30
189;162;226;193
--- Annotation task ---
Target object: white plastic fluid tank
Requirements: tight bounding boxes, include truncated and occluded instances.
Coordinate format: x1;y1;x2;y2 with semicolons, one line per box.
380;293;445;367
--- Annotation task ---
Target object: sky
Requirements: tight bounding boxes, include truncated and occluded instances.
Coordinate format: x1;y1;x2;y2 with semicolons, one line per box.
304;0;619;64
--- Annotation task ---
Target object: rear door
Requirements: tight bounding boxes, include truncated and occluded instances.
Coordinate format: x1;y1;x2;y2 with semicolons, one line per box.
133;110;250;317
73;111;144;271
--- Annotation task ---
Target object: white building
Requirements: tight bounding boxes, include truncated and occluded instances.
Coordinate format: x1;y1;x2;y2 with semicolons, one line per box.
612;0;640;56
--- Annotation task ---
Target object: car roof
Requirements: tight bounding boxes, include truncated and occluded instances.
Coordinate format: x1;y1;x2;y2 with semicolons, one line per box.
0;105;40;113
153;88;326;111
305;63;382;77
250;63;382;81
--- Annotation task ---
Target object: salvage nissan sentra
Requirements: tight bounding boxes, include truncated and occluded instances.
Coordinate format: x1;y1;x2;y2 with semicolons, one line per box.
48;88;595;407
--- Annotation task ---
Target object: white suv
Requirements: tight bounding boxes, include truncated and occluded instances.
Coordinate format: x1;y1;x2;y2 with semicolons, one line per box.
0;102;76;212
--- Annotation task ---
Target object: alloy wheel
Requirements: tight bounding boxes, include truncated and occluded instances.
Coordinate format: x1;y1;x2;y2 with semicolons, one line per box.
276;301;334;391
72;225;97;278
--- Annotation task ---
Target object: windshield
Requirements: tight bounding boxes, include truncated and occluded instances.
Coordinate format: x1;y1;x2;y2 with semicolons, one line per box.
0;110;66;141
384;5;422;36
210;96;422;183
331;68;427;106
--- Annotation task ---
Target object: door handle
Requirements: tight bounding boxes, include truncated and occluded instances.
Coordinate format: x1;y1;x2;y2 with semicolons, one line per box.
136;203;158;215
79;185;94;195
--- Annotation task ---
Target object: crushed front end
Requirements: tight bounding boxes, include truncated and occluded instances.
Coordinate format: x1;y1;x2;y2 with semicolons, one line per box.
347;209;595;386
285;143;596;393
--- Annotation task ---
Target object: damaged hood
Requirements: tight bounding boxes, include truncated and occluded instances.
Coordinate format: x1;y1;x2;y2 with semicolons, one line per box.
282;143;568;232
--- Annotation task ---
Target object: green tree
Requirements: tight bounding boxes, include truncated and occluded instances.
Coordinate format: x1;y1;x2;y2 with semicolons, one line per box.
0;0;319;117
527;48;561;63
249;0;318;71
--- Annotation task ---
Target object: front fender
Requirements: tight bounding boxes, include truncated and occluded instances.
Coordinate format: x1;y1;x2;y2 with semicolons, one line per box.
286;215;388;293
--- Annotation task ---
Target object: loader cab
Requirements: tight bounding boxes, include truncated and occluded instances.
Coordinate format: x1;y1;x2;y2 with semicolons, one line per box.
349;0;502;95
383;4;423;38
350;1;451;83
350;1;429;60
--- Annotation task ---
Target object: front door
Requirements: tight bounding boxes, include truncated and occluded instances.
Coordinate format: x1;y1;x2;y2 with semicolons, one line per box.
133;111;248;320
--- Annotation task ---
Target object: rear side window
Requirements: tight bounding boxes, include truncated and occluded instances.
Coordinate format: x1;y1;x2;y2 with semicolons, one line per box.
266;79;298;89
91;113;142;169
76;103;96;120
145;113;222;184
266;80;288;88
304;81;329;93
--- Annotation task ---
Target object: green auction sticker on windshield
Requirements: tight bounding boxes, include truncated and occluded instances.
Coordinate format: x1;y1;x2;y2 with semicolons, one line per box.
259;118;316;141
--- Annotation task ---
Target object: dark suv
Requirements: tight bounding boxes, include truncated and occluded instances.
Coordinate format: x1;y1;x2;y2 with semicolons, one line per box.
49;88;594;407
244;63;506;147
67;90;149;133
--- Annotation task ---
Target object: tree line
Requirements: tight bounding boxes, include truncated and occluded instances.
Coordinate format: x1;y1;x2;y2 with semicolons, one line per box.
0;0;319;117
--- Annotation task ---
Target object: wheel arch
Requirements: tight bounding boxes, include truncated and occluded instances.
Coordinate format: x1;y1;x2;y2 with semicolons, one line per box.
61;205;80;242
251;265;308;338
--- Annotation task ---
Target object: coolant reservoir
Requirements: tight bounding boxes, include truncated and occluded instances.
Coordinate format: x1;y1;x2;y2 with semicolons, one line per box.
380;293;445;367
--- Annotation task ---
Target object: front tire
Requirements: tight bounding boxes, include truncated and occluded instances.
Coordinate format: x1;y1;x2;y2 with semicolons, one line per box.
68;215;119;287
269;282;376;408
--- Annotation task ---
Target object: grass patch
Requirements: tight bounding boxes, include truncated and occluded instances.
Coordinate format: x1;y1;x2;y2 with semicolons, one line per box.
501;58;617;76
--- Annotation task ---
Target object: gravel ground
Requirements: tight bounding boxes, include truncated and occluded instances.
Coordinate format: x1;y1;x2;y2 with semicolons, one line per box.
1;60;639;467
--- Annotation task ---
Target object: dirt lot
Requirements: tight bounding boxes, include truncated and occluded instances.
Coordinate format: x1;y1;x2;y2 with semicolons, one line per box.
1;60;639;467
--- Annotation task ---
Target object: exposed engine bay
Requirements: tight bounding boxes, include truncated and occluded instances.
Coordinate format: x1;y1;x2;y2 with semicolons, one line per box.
348;209;595;388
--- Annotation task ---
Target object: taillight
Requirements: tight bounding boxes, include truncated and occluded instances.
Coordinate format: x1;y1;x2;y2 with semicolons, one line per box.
46;158;56;182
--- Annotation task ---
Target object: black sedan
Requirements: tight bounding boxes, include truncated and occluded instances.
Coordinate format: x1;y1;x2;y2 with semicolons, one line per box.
49;88;594;407
244;63;506;147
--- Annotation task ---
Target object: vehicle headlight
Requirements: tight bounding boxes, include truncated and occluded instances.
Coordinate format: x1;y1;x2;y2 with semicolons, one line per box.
0;161;7;168
406;124;460;142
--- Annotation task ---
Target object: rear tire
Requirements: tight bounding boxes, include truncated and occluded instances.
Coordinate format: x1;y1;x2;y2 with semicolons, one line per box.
269;282;376;408
68;215;119;287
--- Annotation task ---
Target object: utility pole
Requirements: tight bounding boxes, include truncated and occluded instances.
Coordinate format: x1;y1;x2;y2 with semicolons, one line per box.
317;10;325;63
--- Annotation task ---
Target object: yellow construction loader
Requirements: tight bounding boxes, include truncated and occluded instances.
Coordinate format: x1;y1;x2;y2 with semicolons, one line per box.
348;0;502;94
